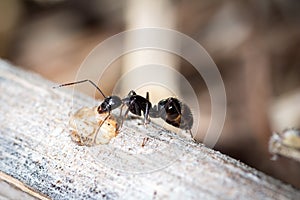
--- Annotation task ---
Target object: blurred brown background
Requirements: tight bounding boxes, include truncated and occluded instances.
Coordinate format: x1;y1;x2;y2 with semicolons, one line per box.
1;0;300;188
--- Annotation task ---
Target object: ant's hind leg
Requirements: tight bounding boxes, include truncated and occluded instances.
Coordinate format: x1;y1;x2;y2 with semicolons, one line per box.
188;129;196;142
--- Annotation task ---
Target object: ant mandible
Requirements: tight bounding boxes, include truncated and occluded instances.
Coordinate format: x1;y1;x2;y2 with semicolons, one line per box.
53;79;152;138
149;97;194;140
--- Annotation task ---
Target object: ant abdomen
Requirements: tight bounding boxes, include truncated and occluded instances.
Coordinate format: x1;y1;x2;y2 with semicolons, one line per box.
150;97;194;131
176;103;193;130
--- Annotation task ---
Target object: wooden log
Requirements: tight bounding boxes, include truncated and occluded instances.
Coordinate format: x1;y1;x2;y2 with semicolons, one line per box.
0;60;299;199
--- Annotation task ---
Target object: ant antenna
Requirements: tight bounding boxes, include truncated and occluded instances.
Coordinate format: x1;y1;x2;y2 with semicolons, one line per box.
53;79;106;98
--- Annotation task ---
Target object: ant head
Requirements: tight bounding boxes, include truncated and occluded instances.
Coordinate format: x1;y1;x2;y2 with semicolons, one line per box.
97;96;122;114
97;104;108;114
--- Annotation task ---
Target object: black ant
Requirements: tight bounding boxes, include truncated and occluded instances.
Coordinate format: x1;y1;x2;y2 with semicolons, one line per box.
149;97;194;140
54;79;195;142
53;79;152;141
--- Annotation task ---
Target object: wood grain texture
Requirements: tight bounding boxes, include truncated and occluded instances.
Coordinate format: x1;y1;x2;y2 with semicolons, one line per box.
0;172;43;200
0;60;300;200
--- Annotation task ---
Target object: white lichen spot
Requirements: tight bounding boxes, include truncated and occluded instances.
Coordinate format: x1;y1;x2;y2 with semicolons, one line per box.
52;127;64;136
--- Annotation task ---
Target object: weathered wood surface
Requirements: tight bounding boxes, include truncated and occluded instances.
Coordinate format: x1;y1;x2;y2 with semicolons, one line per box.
0;172;41;200
0;60;300;200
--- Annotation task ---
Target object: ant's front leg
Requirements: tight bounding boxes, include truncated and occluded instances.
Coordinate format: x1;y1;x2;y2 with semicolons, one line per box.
93;112;111;144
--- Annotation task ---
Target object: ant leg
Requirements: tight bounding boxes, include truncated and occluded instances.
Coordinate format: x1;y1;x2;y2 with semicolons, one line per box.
93;112;111;144
144;102;150;125
119;108;130;129
143;92;150;124
53;79;106;98
119;104;124;118
188;129;196;142
123;107;130;119
117;104;125;130
141;92;150;146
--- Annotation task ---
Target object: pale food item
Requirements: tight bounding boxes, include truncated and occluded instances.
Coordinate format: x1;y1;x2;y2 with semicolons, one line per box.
69;107;118;146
